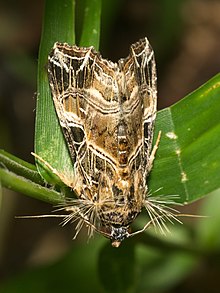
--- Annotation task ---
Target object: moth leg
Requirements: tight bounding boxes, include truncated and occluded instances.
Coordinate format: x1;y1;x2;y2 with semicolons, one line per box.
148;131;161;172
31;152;74;188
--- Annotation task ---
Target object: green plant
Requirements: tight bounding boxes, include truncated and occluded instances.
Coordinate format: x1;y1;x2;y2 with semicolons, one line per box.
1;0;220;292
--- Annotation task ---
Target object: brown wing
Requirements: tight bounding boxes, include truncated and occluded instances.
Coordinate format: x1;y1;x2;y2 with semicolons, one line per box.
118;38;157;173
48;43;121;171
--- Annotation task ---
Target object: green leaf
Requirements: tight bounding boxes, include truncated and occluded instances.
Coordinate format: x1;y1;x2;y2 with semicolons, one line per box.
77;0;102;49
149;74;220;203
35;0;76;185
35;0;101;188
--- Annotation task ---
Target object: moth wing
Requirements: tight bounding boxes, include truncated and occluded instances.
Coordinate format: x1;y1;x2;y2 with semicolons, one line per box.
47;43;119;168
120;38;157;165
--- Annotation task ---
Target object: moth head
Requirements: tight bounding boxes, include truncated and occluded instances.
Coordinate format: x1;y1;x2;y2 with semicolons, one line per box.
110;225;129;247
97;225;130;247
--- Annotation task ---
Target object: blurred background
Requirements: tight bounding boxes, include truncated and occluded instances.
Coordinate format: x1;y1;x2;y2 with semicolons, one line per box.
1;0;220;292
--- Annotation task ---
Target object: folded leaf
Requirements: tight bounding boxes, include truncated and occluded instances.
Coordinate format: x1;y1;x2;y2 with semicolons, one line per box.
149;74;220;203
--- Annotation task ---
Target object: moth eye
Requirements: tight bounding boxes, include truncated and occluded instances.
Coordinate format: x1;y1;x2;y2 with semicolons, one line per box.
70;126;85;143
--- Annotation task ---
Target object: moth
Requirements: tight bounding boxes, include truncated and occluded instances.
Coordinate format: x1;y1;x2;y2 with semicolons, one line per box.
43;38;177;247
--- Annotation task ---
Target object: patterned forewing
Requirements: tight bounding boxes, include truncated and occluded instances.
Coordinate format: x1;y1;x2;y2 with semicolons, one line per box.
48;43;121;169
120;38;157;171
48;43;127;197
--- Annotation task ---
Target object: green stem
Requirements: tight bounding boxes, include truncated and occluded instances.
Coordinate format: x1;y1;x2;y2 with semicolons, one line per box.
0;150;43;185
0;168;63;205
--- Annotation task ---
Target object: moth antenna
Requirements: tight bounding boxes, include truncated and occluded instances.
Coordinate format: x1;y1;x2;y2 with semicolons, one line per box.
146;130;161;174
31;152;57;173
177;213;208;219
31;152;75;187
15;215;67;219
